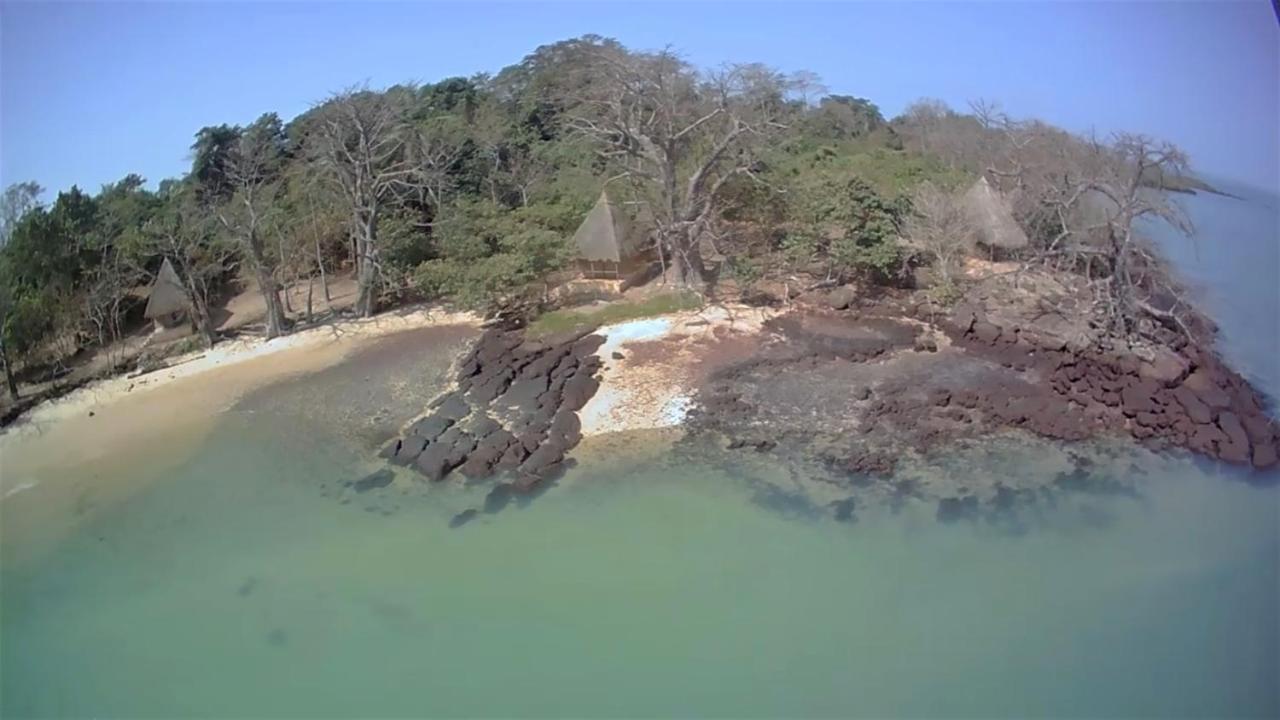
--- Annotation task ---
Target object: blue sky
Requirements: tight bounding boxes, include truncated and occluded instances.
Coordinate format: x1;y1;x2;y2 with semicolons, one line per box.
2;1;1277;198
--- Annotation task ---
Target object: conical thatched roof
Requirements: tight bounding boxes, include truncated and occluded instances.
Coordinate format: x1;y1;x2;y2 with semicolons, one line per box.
965;176;1029;250
572;191;649;263
144;258;188;319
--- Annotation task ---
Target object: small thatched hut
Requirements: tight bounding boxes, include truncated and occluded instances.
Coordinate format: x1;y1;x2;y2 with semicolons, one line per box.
965;176;1029;253
571;191;654;281
144;258;189;329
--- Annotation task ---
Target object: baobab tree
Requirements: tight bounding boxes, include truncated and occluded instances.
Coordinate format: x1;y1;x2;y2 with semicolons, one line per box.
309;87;415;317
217;113;290;338
566;45;800;288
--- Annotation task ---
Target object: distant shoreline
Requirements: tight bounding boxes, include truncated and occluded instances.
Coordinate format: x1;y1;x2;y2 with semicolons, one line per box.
1147;173;1243;200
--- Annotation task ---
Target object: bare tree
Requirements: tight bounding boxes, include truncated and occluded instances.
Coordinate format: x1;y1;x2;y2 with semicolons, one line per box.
218;113;289;338
310;87;414;317
408;114;470;213
83;249;144;366
900;182;975;288
1079;134;1194;336
981;113;1196;337
566;45;798;288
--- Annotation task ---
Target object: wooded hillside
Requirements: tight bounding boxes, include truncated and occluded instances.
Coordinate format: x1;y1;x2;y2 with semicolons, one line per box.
0;35;1200;401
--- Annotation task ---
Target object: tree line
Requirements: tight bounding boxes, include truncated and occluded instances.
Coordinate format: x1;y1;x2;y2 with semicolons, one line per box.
0;35;1195;401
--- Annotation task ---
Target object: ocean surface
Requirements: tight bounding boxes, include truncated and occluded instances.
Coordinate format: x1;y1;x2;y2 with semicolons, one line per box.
1149;178;1280;398
2;183;1278;718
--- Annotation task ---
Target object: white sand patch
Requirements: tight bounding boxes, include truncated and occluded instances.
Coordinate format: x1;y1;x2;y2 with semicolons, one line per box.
2;480;38;500
580;305;771;436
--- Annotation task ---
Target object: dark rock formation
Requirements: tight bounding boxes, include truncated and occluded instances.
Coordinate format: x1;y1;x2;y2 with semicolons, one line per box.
347;468;395;493
449;508;479;529
687;299;1276;529
830;497;858;523
943;305;1279;472
763;314;919;361
378;326;607;509
937;495;981;523
483;483;515;514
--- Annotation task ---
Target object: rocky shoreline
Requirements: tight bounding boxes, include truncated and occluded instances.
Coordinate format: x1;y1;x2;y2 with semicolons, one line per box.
946;302;1278;469
369;326;606;524
343;281;1277;529
681;286;1277;522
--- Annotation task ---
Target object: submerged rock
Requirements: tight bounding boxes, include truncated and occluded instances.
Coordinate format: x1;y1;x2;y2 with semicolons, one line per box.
449;508;479;529
830;497;857;523
483;483;515;514
936;495;981;523
348;468;396;493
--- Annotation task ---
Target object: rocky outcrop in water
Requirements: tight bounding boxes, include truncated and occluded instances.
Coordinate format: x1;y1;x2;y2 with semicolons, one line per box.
684;290;1277;525
380;326;605;498
944;302;1279;471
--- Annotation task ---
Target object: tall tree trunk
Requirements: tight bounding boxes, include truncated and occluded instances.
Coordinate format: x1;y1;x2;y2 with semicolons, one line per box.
244;229;287;338
0;338;18;401
277;233;293;315
305;275;315;324
355;241;378;317
314;233;331;303
354;217;378;318
187;291;218;349
664;227;706;289
258;268;288;338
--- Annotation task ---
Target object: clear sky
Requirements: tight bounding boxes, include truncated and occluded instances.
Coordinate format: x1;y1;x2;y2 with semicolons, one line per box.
2;1;1277;198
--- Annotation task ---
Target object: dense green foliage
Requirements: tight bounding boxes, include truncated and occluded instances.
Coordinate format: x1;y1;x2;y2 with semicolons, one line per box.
0;33;1191;397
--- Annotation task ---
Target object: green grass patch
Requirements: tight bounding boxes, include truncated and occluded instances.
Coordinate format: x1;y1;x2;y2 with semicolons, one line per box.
527;292;704;338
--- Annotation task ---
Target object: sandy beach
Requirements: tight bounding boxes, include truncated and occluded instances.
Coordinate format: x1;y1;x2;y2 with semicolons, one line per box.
0;299;767;526
0;307;478;565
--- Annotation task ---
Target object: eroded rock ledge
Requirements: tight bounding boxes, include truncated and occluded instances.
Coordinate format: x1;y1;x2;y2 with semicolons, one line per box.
379;326;605;498
945;302;1279;470
688;297;1278;504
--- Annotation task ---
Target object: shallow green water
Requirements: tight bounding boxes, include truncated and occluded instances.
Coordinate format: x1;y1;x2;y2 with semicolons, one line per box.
3;397;1277;717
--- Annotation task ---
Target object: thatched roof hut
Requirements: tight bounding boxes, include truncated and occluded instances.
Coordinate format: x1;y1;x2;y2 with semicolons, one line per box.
965;176;1029;251
572;191;650;264
144;258;188;320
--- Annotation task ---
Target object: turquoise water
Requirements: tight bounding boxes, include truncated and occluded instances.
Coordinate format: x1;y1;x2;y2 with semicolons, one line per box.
2;404;1277;718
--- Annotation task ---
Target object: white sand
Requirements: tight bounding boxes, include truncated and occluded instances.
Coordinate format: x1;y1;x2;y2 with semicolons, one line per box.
580;304;772;436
